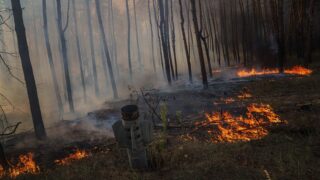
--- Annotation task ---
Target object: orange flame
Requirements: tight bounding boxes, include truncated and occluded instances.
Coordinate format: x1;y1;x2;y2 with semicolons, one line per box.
54;149;89;165
196;103;286;142
284;66;313;75
0;153;40;178
237;66;312;77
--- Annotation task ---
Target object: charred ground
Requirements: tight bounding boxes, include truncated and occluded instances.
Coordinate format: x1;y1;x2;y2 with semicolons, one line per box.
1;65;319;180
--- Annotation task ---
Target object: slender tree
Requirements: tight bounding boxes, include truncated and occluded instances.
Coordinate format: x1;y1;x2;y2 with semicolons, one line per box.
158;0;172;85
11;0;47;139
125;0;133;80
178;0;192;83
72;0;87;102
85;0;99;97
56;0;74;112
133;0;143;71
95;0;118;99
148;0;156;72
42;0;63;115
190;0;208;89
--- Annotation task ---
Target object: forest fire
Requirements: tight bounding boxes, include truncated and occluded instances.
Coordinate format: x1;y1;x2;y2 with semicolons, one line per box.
0;153;39;178
54;149;89;166
237;66;312;77
194;103;286;143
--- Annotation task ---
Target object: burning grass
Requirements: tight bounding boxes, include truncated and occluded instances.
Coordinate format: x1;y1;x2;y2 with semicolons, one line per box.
0;153;39;178
193;103;287;143
0;149;89;178
237;65;312;77
54;149;89;166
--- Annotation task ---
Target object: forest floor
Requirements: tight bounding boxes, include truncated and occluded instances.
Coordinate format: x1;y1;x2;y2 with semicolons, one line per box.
3;65;320;180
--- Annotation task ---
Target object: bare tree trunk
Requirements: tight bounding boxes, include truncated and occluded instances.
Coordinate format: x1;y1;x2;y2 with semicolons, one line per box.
109;0;119;77
56;0;74;112
95;0;118;99
170;0;178;79
42;0;63;115
198;0;212;78
133;0;143;71
306;0;315;65
11;0;47;139
190;0;208;89
0;143;9;170
178;0;192;83
274;0;285;73
85;0;99;97
158;0;172;85
125;0;133;81
148;0;156;72
72;0;87;102
154;0;166;77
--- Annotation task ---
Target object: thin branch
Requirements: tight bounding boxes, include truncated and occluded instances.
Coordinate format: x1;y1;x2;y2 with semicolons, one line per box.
140;89;162;122
0;122;21;136
0;54;25;84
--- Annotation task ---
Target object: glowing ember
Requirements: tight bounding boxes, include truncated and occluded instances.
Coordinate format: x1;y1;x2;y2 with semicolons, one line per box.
237;92;252;99
195;103;286;143
224;97;235;104
0;153;40;178
55;149;89;165
237;66;312;77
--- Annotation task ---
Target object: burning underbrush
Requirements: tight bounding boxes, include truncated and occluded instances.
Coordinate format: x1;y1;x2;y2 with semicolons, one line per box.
189;103;287;143
237;65;312;77
0;153;39;178
0;149;90;178
54;149;89;166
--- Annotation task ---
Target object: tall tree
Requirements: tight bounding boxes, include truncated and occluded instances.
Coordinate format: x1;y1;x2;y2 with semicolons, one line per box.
72;0;87;102
11;0;47;139
125;0;133;80
158;0;172;85
133;0;143;71
42;0;63;115
85;0;99;97
56;0;74;112
109;0;119;77
95;0;118;99
148;0;156;72
190;0;208;89
170;0;178;79
178;0;192;83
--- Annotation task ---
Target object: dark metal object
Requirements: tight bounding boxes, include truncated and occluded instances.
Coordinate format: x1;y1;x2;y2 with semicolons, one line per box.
113;105;153;169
